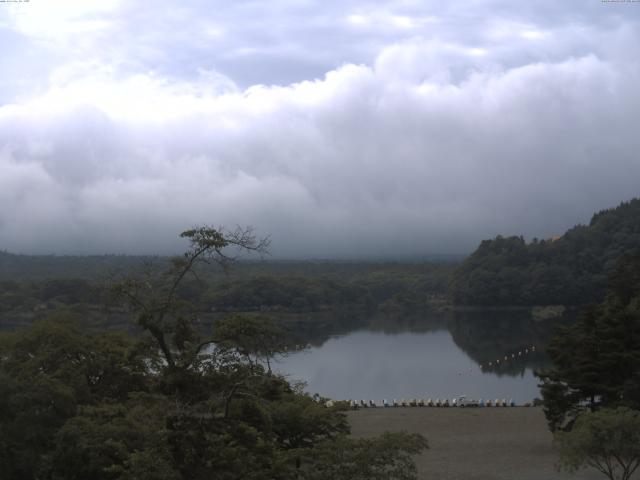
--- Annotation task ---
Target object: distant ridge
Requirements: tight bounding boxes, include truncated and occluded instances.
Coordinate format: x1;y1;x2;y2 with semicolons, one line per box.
0;253;162;281
450;198;640;306
0;250;458;282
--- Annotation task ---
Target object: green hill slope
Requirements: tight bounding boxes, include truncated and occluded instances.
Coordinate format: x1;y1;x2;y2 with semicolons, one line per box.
450;198;640;306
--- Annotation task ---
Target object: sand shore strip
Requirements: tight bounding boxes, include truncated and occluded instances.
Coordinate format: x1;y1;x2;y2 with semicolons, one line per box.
348;407;609;480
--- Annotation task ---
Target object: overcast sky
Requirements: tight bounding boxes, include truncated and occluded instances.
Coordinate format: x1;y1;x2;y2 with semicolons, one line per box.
1;0;639;257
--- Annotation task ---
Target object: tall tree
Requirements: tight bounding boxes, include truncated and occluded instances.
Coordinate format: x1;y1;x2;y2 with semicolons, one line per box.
556;407;640;480
213;314;297;373
537;253;640;431
113;226;269;371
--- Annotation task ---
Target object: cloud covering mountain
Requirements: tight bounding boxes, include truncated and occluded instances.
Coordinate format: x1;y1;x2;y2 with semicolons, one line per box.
1;1;639;256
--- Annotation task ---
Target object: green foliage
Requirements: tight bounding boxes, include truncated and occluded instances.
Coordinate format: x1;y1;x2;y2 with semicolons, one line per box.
204;275;373;312
268;393;350;449
213;314;297;372
203;266;450;315
300;432;428;480
537;253;640;431
451;198;640;305
0;227;428;479
0;278;102;313
0;313;426;480
555;407;640;480
0;256;454;332
0;316;153;479
51;395;174;480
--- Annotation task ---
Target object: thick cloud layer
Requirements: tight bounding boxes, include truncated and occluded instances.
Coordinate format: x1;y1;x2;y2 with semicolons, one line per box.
0;1;639;256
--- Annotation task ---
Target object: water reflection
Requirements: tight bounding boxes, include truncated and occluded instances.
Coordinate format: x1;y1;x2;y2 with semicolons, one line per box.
276;310;568;404
448;310;555;377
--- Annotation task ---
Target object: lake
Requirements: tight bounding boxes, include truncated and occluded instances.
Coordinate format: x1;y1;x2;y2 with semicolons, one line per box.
275;311;560;404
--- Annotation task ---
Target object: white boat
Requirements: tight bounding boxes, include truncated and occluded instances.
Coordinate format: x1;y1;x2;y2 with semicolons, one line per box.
457;395;480;407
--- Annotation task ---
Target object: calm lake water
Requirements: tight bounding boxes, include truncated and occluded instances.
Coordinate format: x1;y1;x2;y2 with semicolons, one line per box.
275;312;558;404
0;306;562;405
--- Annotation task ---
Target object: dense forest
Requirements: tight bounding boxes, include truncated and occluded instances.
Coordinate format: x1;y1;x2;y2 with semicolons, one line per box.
0;256;454;334
0;228;429;479
537;252;640;431
450;198;640;306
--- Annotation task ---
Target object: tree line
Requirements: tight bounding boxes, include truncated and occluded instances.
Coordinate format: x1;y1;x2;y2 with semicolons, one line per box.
450;198;640;306
0;262;452;330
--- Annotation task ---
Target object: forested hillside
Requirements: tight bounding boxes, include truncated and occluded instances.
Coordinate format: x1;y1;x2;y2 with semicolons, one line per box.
450;198;640;306
0;258;454;332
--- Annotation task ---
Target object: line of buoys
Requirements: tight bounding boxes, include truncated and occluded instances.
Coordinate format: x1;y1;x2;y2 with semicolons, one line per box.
479;345;537;370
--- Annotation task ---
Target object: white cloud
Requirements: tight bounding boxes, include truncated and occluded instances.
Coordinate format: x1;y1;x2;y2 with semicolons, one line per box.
0;2;639;256
0;31;639;256
346;14;369;25
7;0;119;45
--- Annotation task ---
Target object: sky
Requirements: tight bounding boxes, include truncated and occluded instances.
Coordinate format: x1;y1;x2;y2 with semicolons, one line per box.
0;0;639;257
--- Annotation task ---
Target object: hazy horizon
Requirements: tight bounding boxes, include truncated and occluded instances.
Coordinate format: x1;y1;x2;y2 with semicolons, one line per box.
0;245;467;261
1;1;639;256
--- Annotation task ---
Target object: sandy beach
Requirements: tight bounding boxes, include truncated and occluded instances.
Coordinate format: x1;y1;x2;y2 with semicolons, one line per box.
348;407;610;480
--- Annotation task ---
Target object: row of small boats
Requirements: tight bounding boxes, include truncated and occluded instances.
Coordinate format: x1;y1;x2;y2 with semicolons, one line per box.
325;397;518;408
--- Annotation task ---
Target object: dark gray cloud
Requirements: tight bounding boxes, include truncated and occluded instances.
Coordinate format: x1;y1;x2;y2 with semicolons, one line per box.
0;1;639;256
